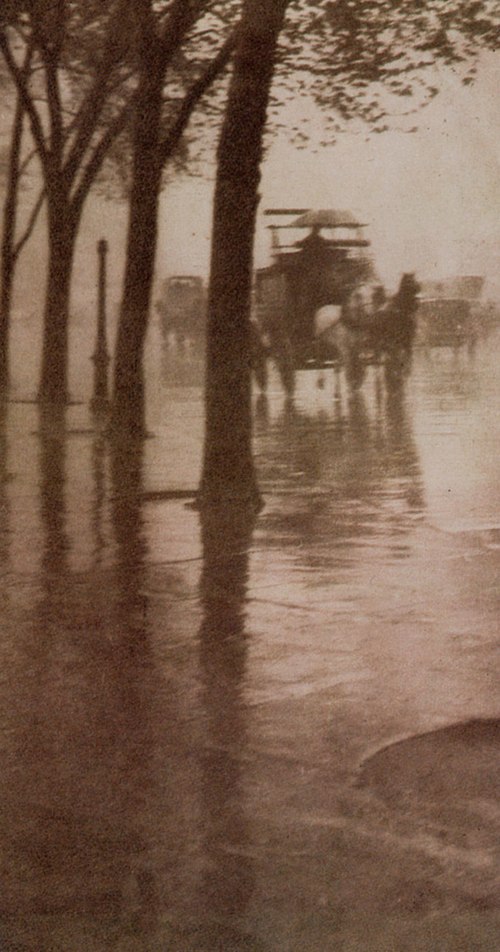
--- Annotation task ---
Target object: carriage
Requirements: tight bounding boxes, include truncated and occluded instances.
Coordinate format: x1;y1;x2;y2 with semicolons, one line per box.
154;212;420;394
155;274;207;346
416;275;485;352
252;208;417;393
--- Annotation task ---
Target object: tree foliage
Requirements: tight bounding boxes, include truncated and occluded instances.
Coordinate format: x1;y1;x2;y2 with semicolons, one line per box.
269;1;500;142
1;0;499;409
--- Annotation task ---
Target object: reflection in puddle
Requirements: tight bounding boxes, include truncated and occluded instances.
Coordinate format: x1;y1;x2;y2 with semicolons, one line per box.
196;505;258;947
256;384;425;572
0;334;498;948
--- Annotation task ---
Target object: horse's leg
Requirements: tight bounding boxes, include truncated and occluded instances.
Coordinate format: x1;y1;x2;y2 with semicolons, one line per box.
374;362;384;407
251;336;268;392
384;345;406;391
320;326;342;399
403;345;414;377
345;333;366;391
271;325;295;396
255;391;269;424
252;352;268;392
333;365;342;397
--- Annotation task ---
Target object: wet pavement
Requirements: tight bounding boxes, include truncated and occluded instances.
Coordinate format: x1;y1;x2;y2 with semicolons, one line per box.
0;326;499;950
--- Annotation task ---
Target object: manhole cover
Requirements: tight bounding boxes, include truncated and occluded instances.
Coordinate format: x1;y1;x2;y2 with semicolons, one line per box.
358;718;500;804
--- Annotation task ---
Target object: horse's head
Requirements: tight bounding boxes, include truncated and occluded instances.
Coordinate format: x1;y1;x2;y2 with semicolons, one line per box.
399;273;420;300
393;274;420;318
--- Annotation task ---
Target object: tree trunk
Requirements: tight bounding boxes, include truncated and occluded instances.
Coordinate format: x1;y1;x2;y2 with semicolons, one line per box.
199;0;289;510
38;198;78;404
197;499;256;922
111;42;166;437
0;93;24;394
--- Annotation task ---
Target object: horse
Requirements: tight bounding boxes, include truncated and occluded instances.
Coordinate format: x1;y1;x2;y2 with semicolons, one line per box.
368;273;421;388
317;273;421;391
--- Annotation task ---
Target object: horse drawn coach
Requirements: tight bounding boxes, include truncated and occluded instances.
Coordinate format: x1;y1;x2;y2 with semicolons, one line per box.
156;274;206;346
252;208;420;393
416;275;485;352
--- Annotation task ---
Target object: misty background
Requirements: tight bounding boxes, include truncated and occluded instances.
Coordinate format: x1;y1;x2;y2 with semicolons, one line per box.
1;49;499;397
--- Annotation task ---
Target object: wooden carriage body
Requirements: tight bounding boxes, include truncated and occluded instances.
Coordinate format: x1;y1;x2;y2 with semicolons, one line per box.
254;209;376;369
156;275;207;341
417;275;484;350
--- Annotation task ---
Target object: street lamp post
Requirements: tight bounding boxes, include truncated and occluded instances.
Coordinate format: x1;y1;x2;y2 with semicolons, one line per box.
91;238;110;412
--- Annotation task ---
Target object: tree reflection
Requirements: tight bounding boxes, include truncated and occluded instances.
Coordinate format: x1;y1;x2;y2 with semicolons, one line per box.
109;432;149;649
196;503;258;948
38;403;69;578
384;388;425;513
1;422;166;948
0;400;10;576
106;433;162;944
90;426;107;564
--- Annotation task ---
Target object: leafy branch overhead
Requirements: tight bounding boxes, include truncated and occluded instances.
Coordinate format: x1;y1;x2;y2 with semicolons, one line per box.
1;1;498;195
274;0;500;140
0;1;239;201
0;0;498;407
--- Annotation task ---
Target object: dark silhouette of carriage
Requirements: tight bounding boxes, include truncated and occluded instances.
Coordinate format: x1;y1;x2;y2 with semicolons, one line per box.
253;208;379;392
156;274;207;346
417;275;485;352
154;213;420;396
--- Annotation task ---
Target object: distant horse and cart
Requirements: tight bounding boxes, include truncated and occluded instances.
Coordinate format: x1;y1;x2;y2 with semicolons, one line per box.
416;275;485;355
155;274;207;348
155;208;484;396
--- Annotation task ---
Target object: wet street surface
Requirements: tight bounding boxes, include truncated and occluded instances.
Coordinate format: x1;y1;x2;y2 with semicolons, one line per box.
0;328;499;950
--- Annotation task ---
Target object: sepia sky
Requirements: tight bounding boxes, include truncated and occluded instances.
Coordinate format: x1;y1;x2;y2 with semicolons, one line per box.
158;51;500;296
2;51;500;315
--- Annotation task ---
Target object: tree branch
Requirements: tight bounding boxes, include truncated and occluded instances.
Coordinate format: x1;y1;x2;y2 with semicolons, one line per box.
43;54;64;164
70;100;133;213
159;31;235;164
62;0;133;187
13;186;45;259
0;28;50;170
158;0;213;61
65;0;215;192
